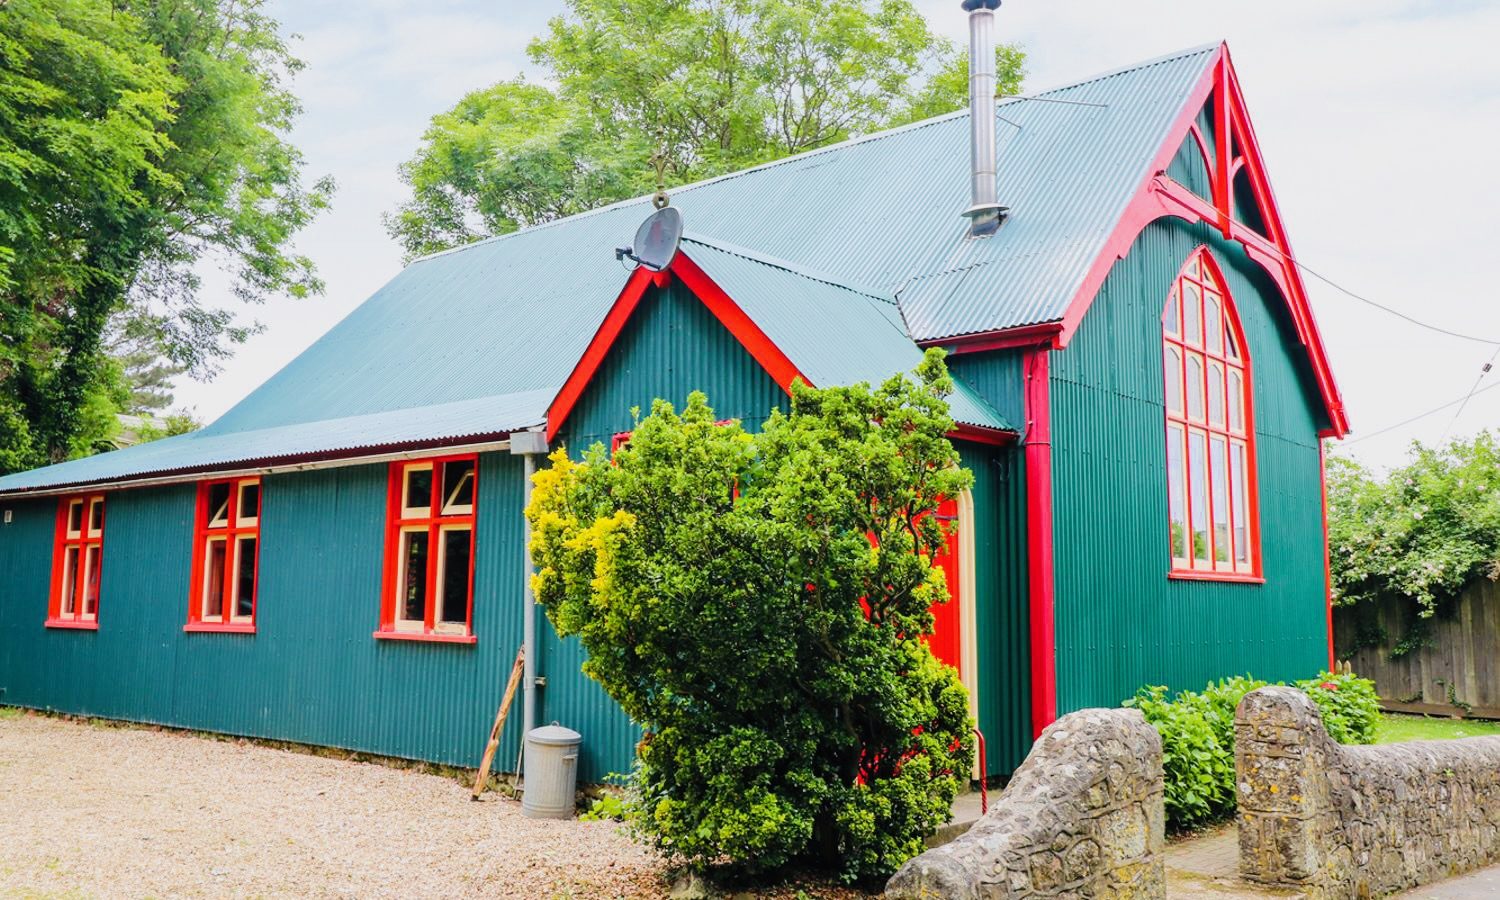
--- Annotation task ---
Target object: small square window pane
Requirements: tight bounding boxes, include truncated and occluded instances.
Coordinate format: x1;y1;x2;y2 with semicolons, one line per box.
399;529;430;625
68;501;84;535
208;483;232;527
204;539;227;619
83;545;101;617
61;547;80;615
234;536;257;620
438;527;472;627
88;499;104;535
404;467;433;515
441;460;475;514
238;482;260;524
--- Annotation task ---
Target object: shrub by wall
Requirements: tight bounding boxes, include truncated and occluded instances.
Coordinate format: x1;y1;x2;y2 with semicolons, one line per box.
1124;671;1378;829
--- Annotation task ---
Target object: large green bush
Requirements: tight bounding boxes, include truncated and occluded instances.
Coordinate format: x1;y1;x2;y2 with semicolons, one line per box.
527;351;974;883
1125;671;1378;829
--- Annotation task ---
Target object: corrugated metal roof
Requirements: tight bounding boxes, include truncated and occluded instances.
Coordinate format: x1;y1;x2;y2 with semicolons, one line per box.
0;391;548;494
0;46;1218;493
681;236;1010;431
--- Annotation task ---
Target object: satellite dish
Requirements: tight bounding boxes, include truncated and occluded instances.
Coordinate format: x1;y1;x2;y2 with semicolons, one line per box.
617;207;683;272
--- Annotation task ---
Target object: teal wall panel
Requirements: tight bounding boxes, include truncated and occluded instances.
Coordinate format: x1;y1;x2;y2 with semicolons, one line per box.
957;443;1030;776
0;454;543;776
948;350;1026;431
1049;217;1328;712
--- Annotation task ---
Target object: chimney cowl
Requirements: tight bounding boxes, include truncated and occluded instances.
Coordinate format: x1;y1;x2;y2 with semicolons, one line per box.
962;0;1007;236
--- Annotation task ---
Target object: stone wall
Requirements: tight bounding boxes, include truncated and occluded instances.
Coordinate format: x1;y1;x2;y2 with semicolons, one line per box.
885;708;1164;899
1236;685;1500;898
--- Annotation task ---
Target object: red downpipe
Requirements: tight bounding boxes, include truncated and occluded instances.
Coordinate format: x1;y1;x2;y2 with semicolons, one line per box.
973;727;989;814
1320;440;1335;669
1023;347;1058;738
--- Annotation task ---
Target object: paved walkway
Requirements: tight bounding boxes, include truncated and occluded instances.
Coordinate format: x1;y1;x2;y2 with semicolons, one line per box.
1166;823;1500;899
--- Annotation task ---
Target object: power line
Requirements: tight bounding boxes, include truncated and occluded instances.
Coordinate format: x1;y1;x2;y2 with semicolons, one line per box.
1346;378;1500;445
1295;260;1500;346
1440;349;1500;443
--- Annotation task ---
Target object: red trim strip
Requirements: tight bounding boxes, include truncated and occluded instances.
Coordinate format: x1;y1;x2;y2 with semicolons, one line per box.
1166;571;1265;585
952;423;1016;446
372;631;478;645
183;622;256;634
546;266;657;443
1320;440;1335;668
44;619;99;631
669;253;806;391
1023;346;1057;738
935;322;1063;355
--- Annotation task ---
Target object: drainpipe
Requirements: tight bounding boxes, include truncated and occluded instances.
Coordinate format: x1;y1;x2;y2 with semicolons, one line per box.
510;429;550;743
961;0;1007;236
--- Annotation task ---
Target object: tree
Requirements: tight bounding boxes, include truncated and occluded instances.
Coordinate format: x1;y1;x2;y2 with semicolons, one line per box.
386;0;1024;258
0;0;332;473
1327;434;1500;617
527;350;975;883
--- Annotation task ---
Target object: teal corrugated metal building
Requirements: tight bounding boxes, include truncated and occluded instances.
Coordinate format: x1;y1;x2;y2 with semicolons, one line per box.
0;42;1348;784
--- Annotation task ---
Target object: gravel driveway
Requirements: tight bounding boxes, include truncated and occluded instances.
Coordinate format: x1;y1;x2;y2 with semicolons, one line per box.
0;711;662;898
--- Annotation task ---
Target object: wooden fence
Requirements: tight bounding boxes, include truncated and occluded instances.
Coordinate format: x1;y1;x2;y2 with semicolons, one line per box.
1334;578;1500;718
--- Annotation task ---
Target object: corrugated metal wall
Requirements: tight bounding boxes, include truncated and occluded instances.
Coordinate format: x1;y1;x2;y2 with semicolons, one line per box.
0;455;540;776
956;442;1030;776
1049;217;1328;712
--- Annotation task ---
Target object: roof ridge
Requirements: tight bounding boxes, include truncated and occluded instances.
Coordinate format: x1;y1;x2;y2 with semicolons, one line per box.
681;234;896;305
409;43;1224;267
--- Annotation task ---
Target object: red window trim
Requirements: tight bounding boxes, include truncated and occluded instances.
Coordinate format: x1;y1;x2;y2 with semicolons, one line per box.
47;494;106;629
186;476;262;634
377;453;479;642
1162;247;1262;582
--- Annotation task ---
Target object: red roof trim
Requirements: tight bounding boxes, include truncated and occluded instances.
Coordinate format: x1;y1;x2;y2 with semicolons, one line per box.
1049;43;1348;438
933;322;1063;355
544;251;1015;446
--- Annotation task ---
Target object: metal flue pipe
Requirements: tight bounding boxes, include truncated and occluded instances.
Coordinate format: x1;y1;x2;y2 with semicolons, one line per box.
962;0;1007;236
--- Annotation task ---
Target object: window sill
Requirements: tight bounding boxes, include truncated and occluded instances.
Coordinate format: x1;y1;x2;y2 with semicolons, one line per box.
373;630;477;645
45;619;98;631
1168;569;1265;585
183;622;257;634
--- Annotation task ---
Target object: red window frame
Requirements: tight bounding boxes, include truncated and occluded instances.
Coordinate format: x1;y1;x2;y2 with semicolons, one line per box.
185;476;262;633
47;494;106;629
376;454;479;644
1162;247;1262;582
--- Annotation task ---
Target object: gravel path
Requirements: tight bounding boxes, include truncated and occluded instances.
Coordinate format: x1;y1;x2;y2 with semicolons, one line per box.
0;711;663;898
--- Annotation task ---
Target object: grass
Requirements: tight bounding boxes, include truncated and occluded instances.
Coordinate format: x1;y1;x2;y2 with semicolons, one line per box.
1375;712;1500;743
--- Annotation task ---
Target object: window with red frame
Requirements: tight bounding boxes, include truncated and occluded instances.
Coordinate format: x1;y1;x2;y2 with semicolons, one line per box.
1162;248;1260;578
186;477;261;632
378;456;477;641
48;495;106;628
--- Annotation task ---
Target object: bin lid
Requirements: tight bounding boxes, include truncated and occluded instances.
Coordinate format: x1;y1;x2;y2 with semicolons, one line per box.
527;724;582;746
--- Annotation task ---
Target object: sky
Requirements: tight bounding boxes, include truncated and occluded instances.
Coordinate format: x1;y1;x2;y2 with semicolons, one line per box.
172;0;1500;471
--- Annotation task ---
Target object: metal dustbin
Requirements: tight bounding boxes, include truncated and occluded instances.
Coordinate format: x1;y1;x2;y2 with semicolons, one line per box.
521;724;582;819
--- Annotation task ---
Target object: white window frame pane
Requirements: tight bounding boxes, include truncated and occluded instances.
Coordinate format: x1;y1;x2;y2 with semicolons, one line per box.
1165;286;1181;336
433;524;472;634
1186;353;1205;422
86;497;104;538
66;500;84;539
236;480;260;528
207;484;231;528
61;547;80;615
202;536;228;622
229;535;257;623
81;544;100;620
1183;282;1203;345
1205;293;1224;355
1210;436;1232;572
401;464;435;519
1164;346;1184;414
1232;441;1252;571
1228;368;1245;434
1189;429;1211;569
395;525;430;632
1208;362;1226;428
440;463;475;516
1167;424;1189;566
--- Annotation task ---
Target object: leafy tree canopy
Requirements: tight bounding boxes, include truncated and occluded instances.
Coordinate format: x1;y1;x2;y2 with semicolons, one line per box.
1327;434;1500;616
387;0;1024;258
527;350;975;883
0;0;332;472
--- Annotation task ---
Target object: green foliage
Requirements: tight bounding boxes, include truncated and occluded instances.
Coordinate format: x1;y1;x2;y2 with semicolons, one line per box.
579;792;634;822
0;0;331;473
132;411;202;444
386;0;1025;258
527;350;974;883
1327;436;1500;617
1126;671;1380;830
